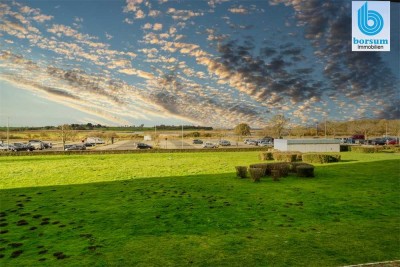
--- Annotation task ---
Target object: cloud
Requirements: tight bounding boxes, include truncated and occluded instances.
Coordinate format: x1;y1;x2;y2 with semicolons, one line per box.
32;14;53;23
166;8;204;21
269;0;399;119
153;23;163;31
124;18;134;24
228;6;248;14
135;10;145;19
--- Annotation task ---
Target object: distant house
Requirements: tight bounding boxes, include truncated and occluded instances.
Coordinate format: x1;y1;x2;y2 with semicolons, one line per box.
274;139;340;153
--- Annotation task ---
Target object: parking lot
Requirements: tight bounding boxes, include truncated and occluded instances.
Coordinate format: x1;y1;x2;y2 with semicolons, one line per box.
92;139;258;150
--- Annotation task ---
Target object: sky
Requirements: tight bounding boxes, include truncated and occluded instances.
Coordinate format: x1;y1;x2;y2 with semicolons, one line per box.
0;0;399;128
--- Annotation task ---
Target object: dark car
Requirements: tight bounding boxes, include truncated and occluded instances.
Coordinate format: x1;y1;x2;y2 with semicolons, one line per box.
192;139;203;144
135;143;152;149
13;143;34;151
64;144;86;151
370;138;386;145
43;142;52;149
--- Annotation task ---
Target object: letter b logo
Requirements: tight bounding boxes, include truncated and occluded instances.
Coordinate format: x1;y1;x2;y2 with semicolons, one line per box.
358;2;384;36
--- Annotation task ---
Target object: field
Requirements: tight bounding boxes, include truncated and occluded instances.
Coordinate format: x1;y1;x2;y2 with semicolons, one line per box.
0;152;399;266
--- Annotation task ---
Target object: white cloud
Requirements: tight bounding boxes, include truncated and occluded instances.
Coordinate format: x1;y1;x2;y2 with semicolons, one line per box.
153;23;162;31
32;14;53;23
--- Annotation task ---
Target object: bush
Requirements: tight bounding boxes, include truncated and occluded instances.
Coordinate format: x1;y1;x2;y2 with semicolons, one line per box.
272;152;300;162
288;162;314;173
350;146;384;153
248;168;264;182
259;152;273;161
268;162;290;177
249;163;269;176
302;153;341;164
296;165;314;177
235;166;247;179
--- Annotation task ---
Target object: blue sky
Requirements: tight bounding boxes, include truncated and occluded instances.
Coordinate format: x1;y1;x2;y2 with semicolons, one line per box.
0;0;399;127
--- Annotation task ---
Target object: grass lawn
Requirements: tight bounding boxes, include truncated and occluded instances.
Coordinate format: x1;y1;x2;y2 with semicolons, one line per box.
0;152;399;266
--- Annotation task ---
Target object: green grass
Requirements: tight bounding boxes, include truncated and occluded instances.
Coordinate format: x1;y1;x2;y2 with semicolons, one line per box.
0;152;399;266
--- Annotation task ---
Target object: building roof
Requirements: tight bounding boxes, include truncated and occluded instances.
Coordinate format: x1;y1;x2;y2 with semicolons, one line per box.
277;139;341;145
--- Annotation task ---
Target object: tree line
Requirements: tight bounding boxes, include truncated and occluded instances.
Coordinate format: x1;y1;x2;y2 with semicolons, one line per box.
234;116;400;139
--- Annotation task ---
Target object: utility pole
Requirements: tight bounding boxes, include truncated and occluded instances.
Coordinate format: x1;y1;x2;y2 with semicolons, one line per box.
61;124;65;151
181;125;184;149
6;117;9;146
324;117;327;139
154;125;157;147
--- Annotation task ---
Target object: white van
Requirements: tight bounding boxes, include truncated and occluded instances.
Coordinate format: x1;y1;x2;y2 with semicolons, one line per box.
86;137;105;145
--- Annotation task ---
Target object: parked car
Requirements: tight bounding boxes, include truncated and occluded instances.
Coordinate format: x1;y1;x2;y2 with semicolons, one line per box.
64;144;86;151
43;142;52;149
13;143;34;151
246;140;258;146
218;140;231;146
258;140;272;147
135;143;153;149
192;139;203;144
0;144;17;152
370;138;386;145
385;137;399;145
203;142;218;148
28;140;44;150
86;137;105;145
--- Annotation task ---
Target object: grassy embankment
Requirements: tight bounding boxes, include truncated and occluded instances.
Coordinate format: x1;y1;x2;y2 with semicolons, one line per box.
0;152;399;266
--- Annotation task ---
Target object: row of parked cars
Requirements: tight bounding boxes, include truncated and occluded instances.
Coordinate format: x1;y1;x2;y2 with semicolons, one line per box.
0;140;52;152
340;135;399;145
193;139;232;148
244;138;274;146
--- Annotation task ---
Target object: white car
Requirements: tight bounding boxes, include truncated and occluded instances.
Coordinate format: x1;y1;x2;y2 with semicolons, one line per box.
0;144;17;152
203;142;218;148
28;140;44;150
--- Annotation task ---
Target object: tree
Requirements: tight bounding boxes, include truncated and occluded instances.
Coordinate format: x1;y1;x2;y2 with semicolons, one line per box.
348;119;376;141
234;123;251;136
57;124;77;150
269;114;289;138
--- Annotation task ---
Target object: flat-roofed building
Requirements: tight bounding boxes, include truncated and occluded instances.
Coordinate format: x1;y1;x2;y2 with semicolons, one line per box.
274;139;340;153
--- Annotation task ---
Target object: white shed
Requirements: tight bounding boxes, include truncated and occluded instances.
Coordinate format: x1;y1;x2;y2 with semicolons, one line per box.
274;139;340;153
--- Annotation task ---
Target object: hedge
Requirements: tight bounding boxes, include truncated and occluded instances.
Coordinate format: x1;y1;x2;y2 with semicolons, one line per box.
0;147;268;157
288;162;314;173
302;153;341;164
272;152;302;162
249;163;269;176
350;146;384;153
259;152;273;161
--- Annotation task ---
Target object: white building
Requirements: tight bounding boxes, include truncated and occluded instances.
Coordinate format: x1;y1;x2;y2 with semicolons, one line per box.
274;139;340;153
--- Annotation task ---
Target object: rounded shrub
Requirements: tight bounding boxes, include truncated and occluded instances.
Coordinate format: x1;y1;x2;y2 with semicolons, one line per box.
235;166;248;179
249;168;264;182
259;152;273;161
288;162;314;173
249;163;269;176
